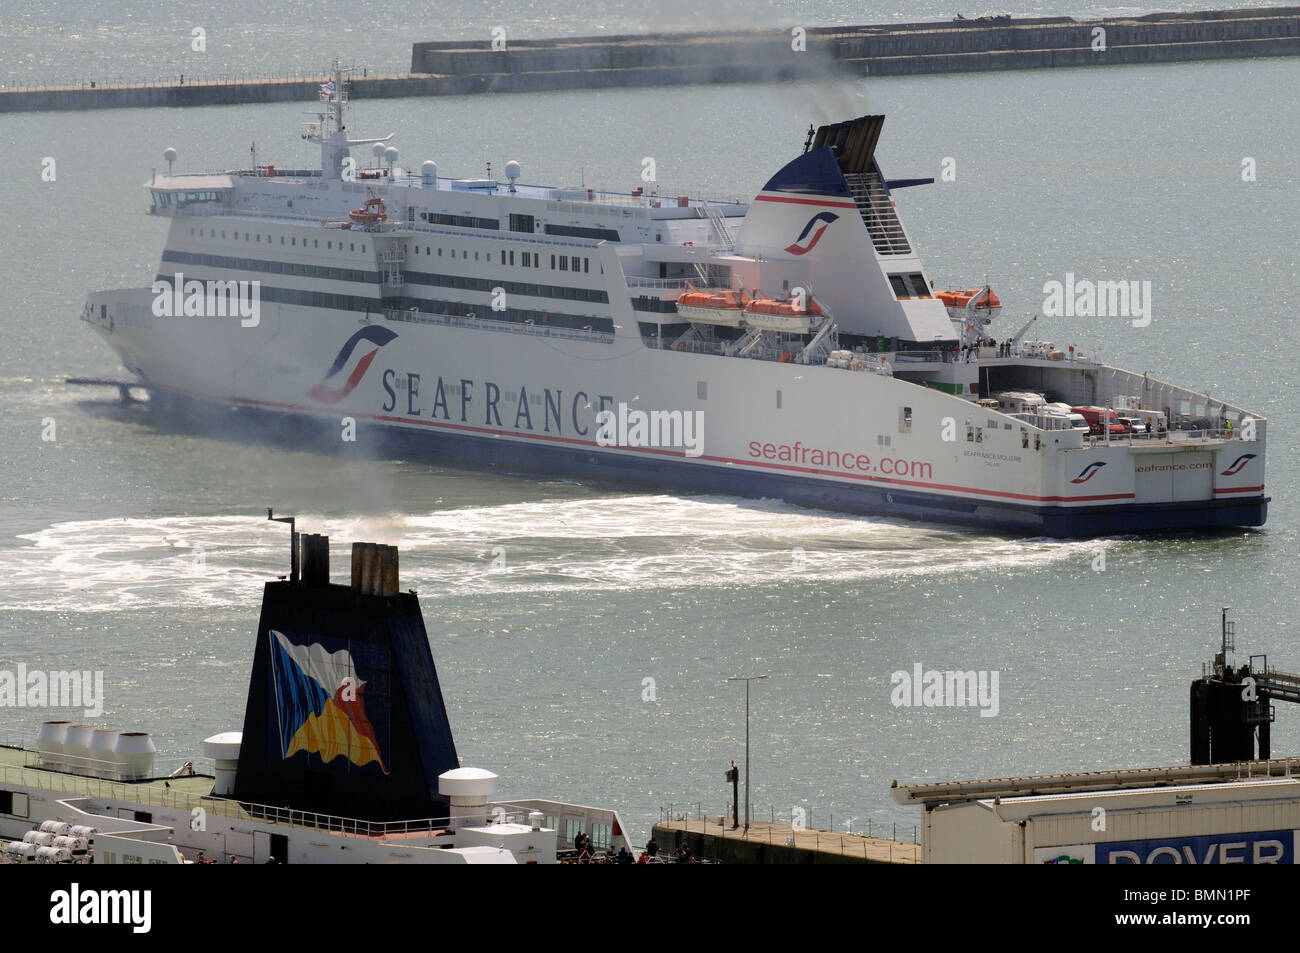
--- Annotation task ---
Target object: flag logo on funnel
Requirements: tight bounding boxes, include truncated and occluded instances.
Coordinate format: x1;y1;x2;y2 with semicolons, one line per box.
308;326;398;404
784;211;839;255
269;630;388;773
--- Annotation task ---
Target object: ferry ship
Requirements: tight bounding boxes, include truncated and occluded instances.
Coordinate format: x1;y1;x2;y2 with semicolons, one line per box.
82;66;1268;536
0;522;632;865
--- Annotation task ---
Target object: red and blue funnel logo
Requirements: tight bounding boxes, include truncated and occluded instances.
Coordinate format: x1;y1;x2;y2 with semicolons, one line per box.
1070;461;1107;484
1220;453;1256;476
269;630;388;773
308;326;398;404
784;211;839;256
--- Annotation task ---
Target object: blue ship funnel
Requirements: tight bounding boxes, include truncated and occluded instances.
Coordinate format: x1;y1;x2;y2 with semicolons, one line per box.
233;531;459;821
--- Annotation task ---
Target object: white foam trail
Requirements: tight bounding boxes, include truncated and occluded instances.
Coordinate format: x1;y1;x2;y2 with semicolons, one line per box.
0;497;1114;612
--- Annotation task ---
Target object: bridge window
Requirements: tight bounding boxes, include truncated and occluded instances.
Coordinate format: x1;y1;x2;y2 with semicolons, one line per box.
888;273;931;299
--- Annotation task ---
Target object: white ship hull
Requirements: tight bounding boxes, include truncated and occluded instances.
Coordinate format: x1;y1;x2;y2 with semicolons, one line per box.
84;283;1268;536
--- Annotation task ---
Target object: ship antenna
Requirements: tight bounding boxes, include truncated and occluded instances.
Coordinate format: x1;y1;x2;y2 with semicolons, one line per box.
268;508;299;583
803;124;815;153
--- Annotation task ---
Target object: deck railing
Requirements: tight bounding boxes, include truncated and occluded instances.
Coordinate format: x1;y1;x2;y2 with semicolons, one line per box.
0;758;563;841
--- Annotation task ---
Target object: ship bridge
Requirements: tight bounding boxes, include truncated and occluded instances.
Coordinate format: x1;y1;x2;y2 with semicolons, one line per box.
146;173;234;213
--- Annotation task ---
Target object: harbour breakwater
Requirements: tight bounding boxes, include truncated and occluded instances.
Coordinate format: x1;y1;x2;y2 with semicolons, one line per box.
3;7;1297;114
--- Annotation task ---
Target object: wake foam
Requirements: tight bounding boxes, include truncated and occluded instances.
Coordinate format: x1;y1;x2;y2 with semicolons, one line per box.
2;496;1112;611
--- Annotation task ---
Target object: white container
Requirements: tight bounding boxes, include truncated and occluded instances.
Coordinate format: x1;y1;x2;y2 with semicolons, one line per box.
39;820;71;836
53;835;88;853
36;721;72;771
115;732;157;781
61;725;96;775
4;841;38;862
35;845;71;864
68;825;97;839
23;831;55;846
89;728;121;779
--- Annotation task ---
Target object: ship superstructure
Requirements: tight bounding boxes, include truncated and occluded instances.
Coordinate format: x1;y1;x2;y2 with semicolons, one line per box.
83;66;1268;536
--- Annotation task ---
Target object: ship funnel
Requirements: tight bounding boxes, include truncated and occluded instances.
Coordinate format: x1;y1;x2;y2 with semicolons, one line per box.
351;542;398;596
234;526;458;822
299;533;330;587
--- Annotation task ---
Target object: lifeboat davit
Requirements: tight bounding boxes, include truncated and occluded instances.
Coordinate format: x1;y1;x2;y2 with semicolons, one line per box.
741;292;825;333
349;189;388;226
936;287;1001;322
675;284;748;327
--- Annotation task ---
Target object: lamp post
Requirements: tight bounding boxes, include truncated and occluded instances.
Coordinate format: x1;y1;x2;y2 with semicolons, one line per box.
727;674;768;832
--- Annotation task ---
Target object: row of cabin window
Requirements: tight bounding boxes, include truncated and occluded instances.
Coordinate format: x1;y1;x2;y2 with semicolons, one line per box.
408;244;591;274
187;225;592;276
188;226;365;253
160;249;606;303
162;251;373;284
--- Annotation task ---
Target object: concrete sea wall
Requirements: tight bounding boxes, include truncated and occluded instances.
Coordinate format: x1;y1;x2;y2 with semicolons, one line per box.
2;7;1297;114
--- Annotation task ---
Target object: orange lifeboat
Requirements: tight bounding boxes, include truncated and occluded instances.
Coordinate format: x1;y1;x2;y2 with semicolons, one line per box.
348;188;388;226
741;292;825;333
675;284;749;327
936;287;1001;322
